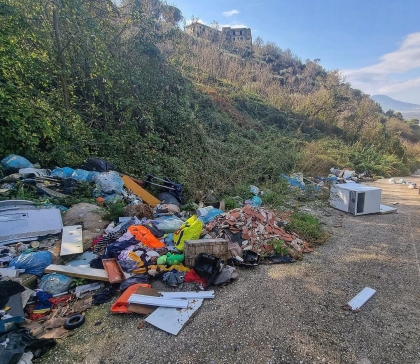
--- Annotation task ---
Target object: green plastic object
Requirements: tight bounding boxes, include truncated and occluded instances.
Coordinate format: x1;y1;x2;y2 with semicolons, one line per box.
166;252;184;266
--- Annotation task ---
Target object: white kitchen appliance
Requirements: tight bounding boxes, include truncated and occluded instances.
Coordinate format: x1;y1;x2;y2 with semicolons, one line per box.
330;182;381;215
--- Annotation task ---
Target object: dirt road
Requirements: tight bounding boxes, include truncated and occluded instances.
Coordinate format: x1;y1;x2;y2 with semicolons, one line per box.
39;177;420;364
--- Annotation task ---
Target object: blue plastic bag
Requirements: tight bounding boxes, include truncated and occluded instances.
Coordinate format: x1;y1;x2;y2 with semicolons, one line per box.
154;216;184;233
251;196;262;207
9;251;52;276
1;154;33;171
93;171;123;194
199;208;224;224
71;169;99;182
51;167;74;178
39;273;73;295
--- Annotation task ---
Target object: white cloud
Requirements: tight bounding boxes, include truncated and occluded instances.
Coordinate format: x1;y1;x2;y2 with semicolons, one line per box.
343;32;420;103
378;77;420;94
222;10;239;17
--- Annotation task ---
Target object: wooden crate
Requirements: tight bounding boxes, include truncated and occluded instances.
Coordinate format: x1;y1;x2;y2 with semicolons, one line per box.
184;239;228;268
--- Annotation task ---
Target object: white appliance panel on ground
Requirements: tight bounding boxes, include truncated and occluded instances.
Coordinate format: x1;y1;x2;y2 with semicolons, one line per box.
330;183;381;215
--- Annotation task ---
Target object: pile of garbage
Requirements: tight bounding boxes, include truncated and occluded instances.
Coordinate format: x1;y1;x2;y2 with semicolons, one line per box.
0;154;316;361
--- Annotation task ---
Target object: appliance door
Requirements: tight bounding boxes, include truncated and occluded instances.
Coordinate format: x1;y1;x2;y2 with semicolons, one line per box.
349;190;357;214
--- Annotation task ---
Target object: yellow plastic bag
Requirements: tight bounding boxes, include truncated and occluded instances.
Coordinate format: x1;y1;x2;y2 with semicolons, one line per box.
173;215;203;251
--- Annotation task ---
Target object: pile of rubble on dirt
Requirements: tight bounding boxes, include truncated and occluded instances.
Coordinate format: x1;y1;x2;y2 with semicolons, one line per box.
0;154;317;361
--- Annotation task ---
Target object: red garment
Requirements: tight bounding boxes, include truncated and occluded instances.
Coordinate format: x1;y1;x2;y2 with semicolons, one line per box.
27;305;50;321
49;294;72;307
91;236;102;248
184;269;207;286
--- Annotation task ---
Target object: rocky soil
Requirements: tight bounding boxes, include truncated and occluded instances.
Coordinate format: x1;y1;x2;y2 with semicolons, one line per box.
37;177;420;364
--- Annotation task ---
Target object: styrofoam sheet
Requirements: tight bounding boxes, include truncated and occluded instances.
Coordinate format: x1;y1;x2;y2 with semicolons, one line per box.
348;287;376;310
380;204;398;214
128;294;188;308
60;225;83;255
160;291;214;299
145;299;203;335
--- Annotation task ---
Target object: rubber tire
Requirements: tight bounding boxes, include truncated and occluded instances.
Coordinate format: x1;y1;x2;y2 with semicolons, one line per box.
63;314;85;330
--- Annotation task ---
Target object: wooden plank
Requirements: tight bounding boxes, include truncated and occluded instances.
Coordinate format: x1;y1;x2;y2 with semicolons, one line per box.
60;225;83;256
145;299;203;335
45;264;130;282
121;175;160;207
128;294;188;308
348;287;376;310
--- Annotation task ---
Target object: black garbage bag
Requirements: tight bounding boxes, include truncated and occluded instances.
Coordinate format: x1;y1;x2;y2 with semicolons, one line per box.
0;329;56;364
80;158;115;172
264;254;295;264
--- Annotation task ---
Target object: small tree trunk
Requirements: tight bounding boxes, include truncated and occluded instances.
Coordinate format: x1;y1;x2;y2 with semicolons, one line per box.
53;8;70;110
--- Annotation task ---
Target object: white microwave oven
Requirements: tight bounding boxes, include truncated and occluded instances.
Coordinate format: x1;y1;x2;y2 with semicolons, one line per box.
330;183;381;215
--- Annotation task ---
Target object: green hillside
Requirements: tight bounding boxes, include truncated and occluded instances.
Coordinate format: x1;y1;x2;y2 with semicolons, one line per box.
1;0;419;199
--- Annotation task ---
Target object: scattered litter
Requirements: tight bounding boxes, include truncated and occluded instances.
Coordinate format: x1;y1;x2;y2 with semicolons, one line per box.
347;287;376;310
380;204;398;214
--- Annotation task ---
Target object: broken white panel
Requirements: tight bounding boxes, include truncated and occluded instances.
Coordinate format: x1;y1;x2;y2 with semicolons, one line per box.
0;268;19;278
60;225;83;256
160;291;214;299
380;204;398;214
128;294;188;308
145;299;203;335
348;287;376;310
0;201;63;246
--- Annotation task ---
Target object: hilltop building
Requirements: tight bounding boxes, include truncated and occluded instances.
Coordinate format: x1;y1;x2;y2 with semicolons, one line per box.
185;21;252;45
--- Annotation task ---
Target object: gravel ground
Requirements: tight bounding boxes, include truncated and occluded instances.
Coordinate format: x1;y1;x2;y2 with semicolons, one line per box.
37;177;420;364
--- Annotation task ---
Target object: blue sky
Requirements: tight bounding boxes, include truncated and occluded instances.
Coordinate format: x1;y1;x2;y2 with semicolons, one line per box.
173;0;420;104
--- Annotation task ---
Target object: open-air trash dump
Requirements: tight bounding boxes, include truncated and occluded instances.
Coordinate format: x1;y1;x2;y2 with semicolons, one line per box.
0;155;397;363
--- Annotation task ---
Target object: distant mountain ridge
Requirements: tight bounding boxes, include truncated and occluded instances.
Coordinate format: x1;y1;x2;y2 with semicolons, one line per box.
371;94;420;112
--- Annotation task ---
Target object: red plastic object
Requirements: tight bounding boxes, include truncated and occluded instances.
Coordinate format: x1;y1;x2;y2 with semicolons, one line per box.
102;258;125;284
110;283;152;314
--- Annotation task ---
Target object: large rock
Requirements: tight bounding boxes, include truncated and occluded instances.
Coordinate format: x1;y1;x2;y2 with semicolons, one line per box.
62;203;110;250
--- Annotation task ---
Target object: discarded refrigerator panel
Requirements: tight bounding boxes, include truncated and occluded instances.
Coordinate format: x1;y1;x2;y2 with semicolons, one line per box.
0;200;63;245
330;183;381;215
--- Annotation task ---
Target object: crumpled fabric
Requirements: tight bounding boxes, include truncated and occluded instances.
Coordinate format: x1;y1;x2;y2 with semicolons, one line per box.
118;260;138;273
162;271;185;287
116;231;134;243
119;275;149;292
184;269;207;286
127;251;147;274
92;286;114;305
33;291;53;312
